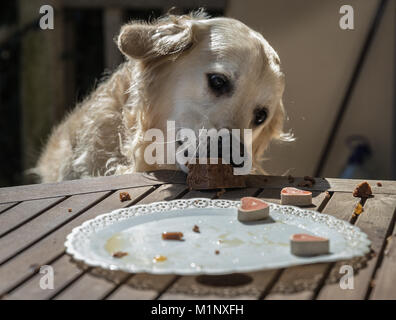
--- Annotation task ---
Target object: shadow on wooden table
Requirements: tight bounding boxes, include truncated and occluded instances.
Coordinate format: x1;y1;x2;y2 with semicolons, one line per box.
68;251;372;298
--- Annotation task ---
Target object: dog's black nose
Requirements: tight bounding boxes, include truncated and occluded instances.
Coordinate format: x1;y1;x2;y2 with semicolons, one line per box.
205;136;224;158
205;136;245;167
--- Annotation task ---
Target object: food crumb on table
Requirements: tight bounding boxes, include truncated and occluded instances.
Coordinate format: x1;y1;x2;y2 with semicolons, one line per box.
297;176;316;188
192;225;200;233
215;250;220;255
29;263;40;272
353;182;372;198
119;192;131;202
353;203;364;217
68;208;72;212
325;191;331;199
377;182;382;187
304;176;316;184
298;180;312;188
216;188;226;198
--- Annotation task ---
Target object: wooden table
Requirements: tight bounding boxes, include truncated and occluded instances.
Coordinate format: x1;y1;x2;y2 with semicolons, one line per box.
0;171;395;300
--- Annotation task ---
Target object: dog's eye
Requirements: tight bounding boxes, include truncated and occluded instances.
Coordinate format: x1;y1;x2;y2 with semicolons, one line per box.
253;108;268;126
207;73;230;95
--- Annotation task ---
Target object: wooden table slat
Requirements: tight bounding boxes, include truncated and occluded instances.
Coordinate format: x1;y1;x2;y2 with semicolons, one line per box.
159;271;279;300
0;202;19;214
108;274;177;300
370;217;396;299
0;171;185;203
0;197;65;237
265;264;328;300
1;170;395;203
316;194;396;300
0;192;110;265
245;176;395;194
54;272;127;300
0;186;155;296
3;255;83;300
133;184;188;205
218;188;261;200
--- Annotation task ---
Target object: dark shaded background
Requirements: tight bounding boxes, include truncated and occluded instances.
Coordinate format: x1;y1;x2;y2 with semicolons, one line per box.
0;0;20;186
0;1;224;187
1;0;395;187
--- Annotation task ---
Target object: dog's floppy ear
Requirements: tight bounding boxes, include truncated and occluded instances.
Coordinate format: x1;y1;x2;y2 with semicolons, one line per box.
117;19;195;60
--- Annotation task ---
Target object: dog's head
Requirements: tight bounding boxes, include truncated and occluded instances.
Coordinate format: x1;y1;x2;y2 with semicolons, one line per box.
118;12;292;173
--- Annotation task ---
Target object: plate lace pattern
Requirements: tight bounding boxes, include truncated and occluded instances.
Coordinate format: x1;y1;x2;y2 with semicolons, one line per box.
66;198;371;276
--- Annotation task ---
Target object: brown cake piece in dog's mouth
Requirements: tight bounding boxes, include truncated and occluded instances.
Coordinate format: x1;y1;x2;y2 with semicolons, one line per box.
187;158;246;190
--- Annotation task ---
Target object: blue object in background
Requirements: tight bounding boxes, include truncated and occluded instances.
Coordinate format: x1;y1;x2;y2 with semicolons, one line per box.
340;136;372;179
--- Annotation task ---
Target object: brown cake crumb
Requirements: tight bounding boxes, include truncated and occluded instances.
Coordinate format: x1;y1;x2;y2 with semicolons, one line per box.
297;176;316;188
119;192;131;202
298;180;313;188
68;208;72;212
216;188;226;198
192;225;200;233
162;232;184;241
377;182;382;187
325;191;331;199
215;250;220;255
353;182;372;198
113;251;128;258
303;176;316;184
29;263;40;272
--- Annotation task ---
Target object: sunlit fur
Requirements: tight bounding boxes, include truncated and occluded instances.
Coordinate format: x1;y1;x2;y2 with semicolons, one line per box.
36;11;293;183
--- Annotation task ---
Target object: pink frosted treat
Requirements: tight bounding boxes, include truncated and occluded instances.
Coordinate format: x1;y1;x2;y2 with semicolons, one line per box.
238;197;270;222
290;233;329;256
281;187;312;206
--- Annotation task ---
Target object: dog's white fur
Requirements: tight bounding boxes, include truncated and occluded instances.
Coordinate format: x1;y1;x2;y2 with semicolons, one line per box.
36;11;292;183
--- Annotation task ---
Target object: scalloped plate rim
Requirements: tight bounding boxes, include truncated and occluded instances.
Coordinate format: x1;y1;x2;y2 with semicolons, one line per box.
64;198;371;275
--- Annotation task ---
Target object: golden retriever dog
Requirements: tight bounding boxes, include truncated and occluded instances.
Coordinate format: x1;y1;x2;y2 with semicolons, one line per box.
36;11;292;183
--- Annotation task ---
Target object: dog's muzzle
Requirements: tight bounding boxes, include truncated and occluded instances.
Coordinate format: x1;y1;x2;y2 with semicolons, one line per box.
177;136;246;171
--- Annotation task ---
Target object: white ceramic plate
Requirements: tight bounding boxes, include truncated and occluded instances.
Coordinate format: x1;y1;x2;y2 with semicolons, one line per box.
65;198;371;275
